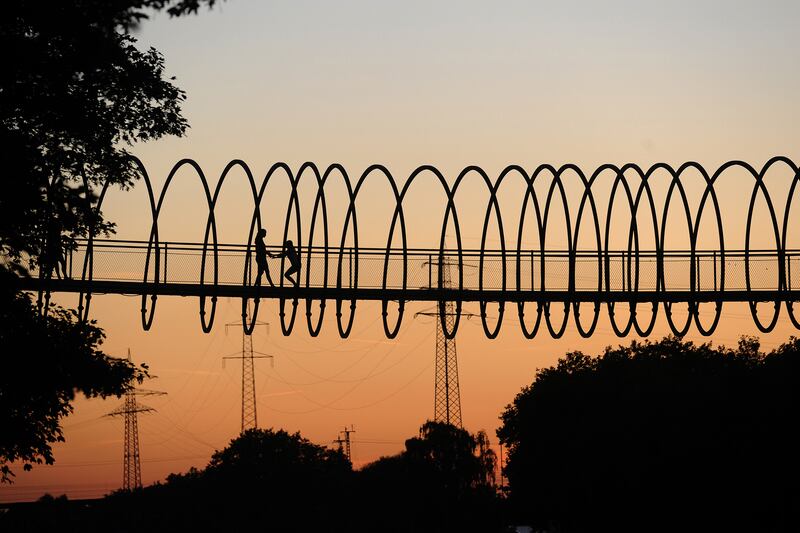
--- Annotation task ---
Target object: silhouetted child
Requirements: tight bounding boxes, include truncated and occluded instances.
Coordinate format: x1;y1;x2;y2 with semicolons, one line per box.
271;240;301;287
253;228;273;286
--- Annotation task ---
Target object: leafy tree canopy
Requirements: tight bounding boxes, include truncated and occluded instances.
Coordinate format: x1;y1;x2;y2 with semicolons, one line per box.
403;421;497;495
0;424;505;532
111;428;352;532
357;421;500;533
497;336;798;532
203;427;352;490
0;0;218;481
0;282;147;482
1;0;217;265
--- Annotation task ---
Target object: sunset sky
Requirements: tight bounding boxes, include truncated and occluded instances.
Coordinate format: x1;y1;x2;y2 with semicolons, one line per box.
3;0;800;501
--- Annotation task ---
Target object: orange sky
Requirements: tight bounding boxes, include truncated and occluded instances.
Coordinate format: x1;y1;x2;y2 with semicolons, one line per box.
3;0;800;502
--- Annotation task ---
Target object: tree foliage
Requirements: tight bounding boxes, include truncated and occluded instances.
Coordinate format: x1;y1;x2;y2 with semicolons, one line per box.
202;427;352;493
497;336;798;532
0;0;218;481
356;421;500;533
1;1;217;265
103;429;351;532
0;423;504;532
0;278;146;482
404;421;497;496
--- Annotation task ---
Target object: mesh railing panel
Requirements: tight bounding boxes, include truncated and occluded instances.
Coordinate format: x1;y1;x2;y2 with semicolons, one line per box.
13;240;794;293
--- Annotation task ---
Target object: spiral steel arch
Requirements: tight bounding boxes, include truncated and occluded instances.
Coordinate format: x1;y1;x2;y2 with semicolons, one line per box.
31;156;800;339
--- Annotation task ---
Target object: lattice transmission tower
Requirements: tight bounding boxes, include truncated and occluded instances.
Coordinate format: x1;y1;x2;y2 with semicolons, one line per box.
224;303;272;433
106;349;165;491
417;257;476;428
433;260;462;427
333;425;356;463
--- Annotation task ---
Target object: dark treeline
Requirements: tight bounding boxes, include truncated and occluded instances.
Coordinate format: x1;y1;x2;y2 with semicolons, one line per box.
2;336;797;532
1;423;501;533
499;336;798;532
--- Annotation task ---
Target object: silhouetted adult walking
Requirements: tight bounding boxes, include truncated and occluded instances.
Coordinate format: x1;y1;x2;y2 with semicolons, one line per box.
253;228;274;286
272;240;301;287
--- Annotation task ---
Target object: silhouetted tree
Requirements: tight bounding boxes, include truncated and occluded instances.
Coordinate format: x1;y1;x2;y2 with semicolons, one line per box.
404;421;496;498
203;427;352;499
1;1;223;264
0;425;509;532
0;283;148;482
356;421;500;533
497;336;798;532
107;428;351;532
0;0;219;480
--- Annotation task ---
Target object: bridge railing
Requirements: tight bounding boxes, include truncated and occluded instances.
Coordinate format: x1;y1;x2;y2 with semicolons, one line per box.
8;238;799;294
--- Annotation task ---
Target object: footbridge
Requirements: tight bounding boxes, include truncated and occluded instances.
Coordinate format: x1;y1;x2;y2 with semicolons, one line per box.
7;156;800;339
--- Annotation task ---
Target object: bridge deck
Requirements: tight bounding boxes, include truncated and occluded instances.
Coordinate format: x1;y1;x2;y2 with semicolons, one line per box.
7;239;800;302
12;278;800;304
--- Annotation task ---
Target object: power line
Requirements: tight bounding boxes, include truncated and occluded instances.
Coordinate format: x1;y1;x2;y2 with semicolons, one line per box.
32;455;210;469
257;332;433;414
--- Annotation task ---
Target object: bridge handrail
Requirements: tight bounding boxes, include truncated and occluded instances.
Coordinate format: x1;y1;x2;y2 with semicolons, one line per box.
55;238;800;259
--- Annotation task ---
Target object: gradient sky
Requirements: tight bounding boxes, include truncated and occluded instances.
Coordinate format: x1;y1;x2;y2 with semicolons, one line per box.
3;0;800;501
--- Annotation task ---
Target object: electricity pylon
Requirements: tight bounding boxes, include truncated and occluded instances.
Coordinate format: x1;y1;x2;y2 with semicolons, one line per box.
224;302;272;433
333;425;356;463
106;349;165;491
416;256;476;428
